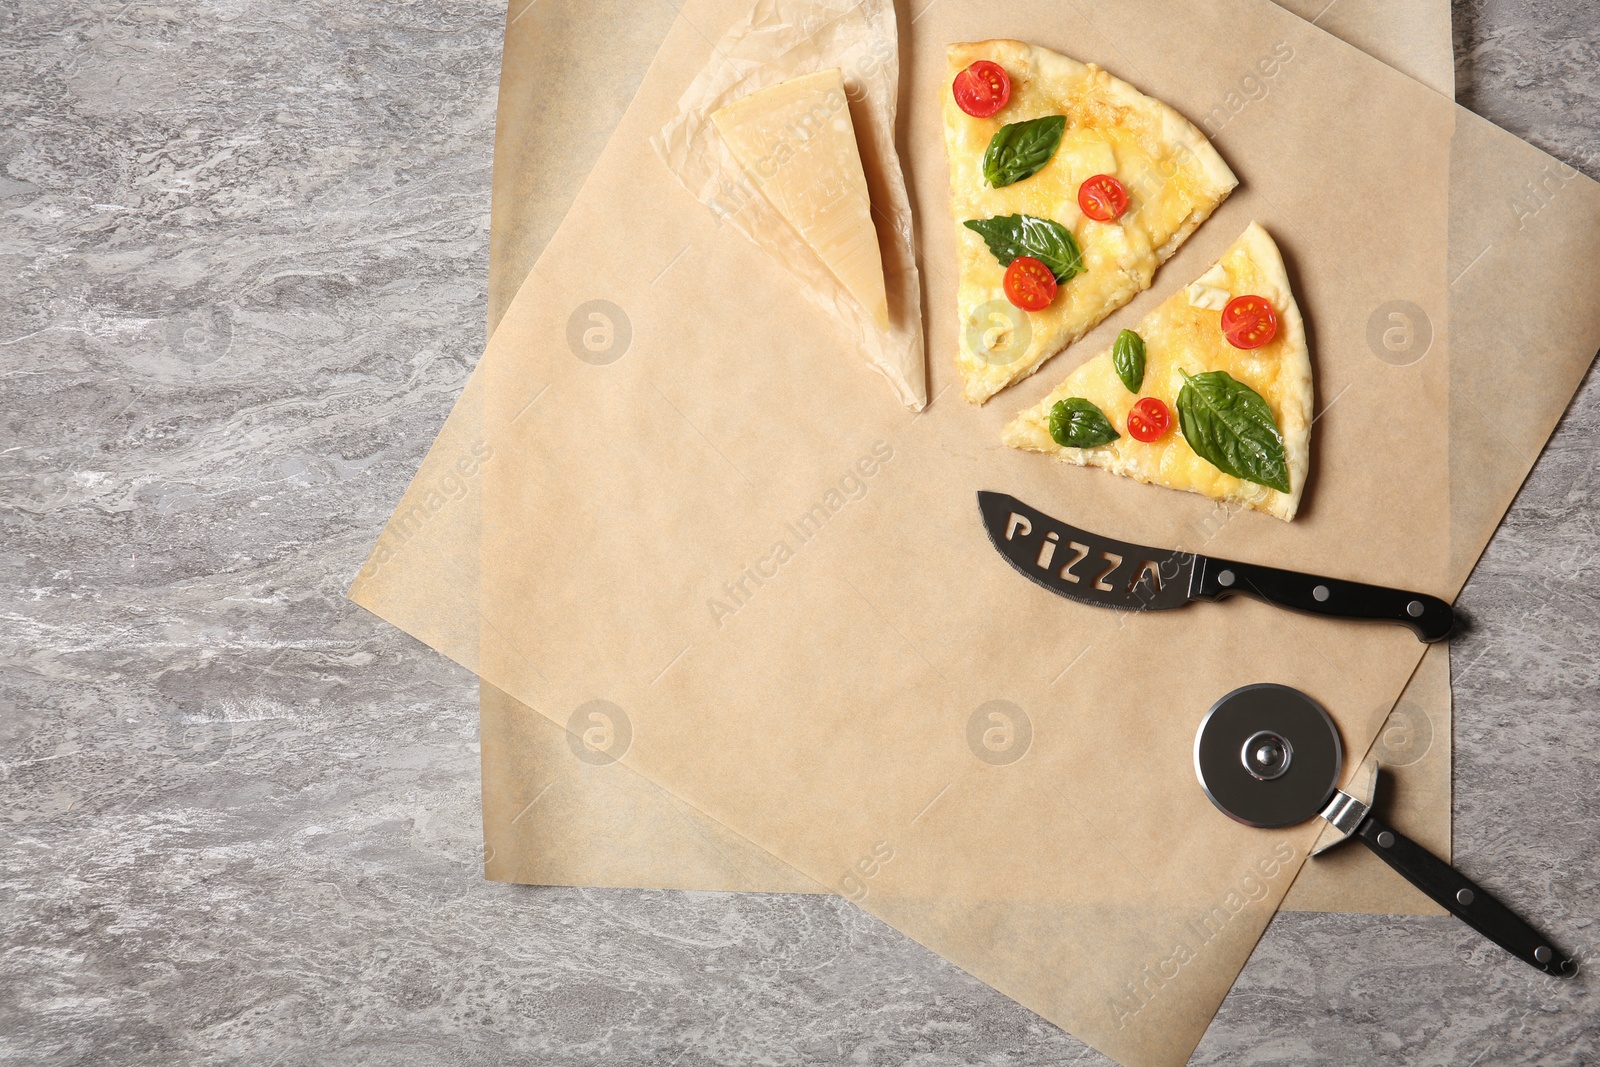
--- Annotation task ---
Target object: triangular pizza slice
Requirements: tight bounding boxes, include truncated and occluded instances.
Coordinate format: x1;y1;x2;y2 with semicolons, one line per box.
1003;223;1312;521
945;40;1238;403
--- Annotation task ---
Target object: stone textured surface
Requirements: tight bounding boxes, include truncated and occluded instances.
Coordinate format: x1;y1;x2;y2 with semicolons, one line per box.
2;2;1596;1064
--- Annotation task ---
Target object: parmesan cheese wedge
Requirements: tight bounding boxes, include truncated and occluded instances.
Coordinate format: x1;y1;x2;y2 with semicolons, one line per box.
1004;223;1313;521
712;69;891;331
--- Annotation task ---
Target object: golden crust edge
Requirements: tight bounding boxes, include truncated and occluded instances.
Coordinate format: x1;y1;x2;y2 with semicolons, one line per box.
946;40;1238;205
1239;222;1312;521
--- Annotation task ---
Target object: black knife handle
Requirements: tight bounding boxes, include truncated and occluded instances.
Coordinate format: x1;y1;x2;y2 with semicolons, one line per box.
1353;814;1575;977
1193;557;1454;642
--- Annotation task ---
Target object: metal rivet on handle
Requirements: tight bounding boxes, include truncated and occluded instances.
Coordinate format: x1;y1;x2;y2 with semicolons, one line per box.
1313;585;1330;602
1376;831;1395;848
1218;569;1235;588
1457;888;1474;906
1535;946;1553;964
1406;600;1425;618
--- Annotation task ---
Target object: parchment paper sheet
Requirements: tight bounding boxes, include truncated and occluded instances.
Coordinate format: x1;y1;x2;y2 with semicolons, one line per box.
479;0;1457;917
350;0;1495;1061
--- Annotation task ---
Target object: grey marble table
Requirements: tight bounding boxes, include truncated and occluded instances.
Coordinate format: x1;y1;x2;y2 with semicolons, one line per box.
3;2;1596;1064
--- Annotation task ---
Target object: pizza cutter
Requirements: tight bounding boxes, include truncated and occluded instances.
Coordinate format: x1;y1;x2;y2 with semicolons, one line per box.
1195;683;1575;977
978;491;1455;642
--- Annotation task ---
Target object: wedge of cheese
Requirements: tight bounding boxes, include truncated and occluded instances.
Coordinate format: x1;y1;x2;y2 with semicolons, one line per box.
1004;223;1313;521
713;69;891;331
946;41;1239;403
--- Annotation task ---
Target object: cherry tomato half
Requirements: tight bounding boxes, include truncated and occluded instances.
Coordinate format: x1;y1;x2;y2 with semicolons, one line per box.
1127;397;1171;442
1220;295;1279;350
952;60;1011;118
1003;256;1058;311
1078;174;1130;222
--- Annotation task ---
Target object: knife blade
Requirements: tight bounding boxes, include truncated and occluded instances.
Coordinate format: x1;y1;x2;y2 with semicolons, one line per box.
978;491;1454;642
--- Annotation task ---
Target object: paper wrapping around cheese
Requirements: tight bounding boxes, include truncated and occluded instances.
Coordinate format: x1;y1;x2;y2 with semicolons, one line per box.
355;3;1600;1066
480;0;1456;920
653;0;926;411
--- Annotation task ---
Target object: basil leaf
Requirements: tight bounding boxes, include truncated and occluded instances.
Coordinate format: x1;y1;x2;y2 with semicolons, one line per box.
1113;330;1146;393
963;214;1085;284
1048;398;1120;449
983;115;1067;188
1175;370;1291;493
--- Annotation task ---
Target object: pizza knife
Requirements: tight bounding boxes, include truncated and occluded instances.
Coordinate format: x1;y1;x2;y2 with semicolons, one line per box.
978;491;1455;642
1195;683;1575;977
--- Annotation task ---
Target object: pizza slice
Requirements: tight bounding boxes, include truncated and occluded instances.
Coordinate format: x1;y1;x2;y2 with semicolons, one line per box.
1003;222;1312;521
945;40;1238;403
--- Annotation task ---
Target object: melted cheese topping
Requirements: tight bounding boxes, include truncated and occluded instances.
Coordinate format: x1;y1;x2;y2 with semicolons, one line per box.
1187;263;1231;309
946;42;1237;403
1003;224;1313;521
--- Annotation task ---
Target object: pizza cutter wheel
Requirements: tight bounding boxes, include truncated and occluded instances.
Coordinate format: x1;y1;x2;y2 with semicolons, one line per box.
1195;683;1576;977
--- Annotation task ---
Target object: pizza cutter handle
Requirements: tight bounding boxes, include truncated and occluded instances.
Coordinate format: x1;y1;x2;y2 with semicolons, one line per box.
1354;814;1576;977
1193;557;1455;642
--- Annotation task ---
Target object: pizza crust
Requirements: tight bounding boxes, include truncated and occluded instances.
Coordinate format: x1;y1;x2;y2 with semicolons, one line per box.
1003;223;1313;522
